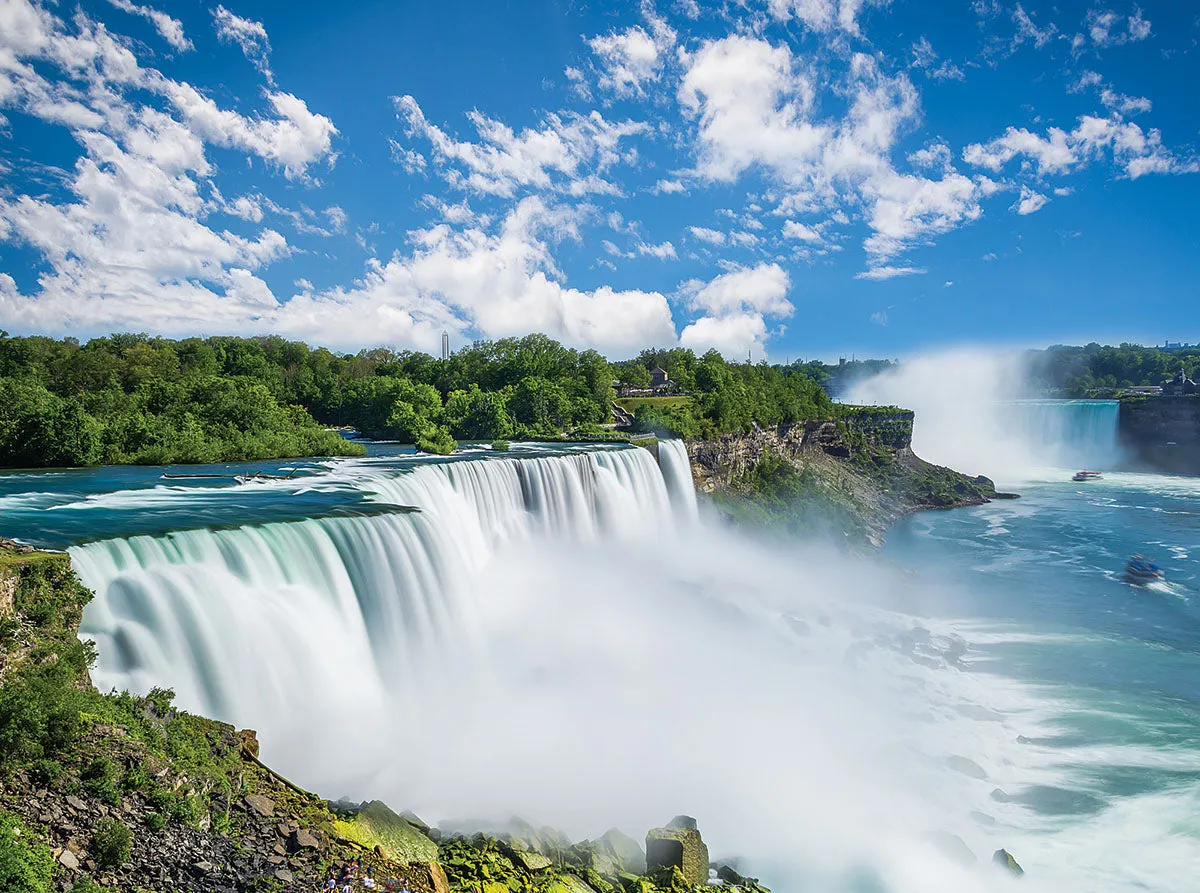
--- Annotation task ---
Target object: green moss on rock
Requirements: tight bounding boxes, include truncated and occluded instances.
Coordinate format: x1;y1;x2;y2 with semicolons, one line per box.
331;800;439;864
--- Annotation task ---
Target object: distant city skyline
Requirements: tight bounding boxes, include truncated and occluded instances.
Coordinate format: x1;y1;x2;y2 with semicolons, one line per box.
0;0;1197;360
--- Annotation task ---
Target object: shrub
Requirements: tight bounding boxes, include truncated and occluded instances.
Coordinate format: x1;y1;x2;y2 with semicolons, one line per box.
67;878;101;893
82;757;121;806
30;759;62;786
91;818;132;869
144;813;166;833
415;427;456;455
0;811;55;893
0;644;89;766
490;439;510;452
144;686;175;717
121;763;150;793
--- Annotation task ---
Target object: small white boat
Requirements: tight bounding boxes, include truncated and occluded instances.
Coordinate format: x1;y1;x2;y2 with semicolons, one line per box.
1072;471;1103;482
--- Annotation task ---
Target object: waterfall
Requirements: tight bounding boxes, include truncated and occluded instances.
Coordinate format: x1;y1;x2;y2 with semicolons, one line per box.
999;400;1121;469
72;445;695;737
845;352;1124;479
658;440;699;521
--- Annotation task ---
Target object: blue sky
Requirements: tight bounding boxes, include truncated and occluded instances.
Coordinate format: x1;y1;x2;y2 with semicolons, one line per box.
0;0;1197;360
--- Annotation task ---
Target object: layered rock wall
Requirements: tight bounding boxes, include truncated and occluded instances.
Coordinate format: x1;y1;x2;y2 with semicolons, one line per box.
1119;396;1200;476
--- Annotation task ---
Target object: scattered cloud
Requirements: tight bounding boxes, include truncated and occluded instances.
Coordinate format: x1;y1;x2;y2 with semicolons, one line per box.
638;240;678;259
964;113;1190;179
1085;8;1151;48
1013;186;1049;214
107;0;190;51
586;6;677;98
678;262;793;358
910;37;965;81
0;0;1193;359
688;226;727;245
1010;4;1059;52
855;265;925;280
782;220;822;242
213;5;273;83
1100;88;1152;115
764;0;887;37
395;96;646;198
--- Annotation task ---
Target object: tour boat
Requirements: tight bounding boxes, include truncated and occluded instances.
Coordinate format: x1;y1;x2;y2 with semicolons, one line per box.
1072;471;1103;482
1124;554;1164;584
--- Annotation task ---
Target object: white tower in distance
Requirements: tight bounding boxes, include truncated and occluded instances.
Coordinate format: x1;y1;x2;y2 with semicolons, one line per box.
441;331;450;360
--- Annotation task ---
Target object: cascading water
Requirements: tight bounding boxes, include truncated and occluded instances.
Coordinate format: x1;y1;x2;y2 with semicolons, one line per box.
72;446;684;736
998;400;1120;470
657;438;700;521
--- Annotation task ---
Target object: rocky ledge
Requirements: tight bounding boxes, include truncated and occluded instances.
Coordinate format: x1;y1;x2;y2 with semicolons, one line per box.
687;411;1008;544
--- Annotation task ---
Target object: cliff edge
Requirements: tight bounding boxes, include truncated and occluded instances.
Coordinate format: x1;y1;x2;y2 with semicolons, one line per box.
687;409;1002;544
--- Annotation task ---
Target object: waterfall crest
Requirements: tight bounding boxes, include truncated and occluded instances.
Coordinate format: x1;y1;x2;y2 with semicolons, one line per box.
73;445;695;731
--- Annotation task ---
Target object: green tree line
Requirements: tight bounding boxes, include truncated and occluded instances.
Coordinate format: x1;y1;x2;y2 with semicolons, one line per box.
0;331;840;467
1024;343;1200;395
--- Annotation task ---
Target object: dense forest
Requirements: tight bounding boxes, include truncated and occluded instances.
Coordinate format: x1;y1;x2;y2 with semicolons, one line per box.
0;332;837;468
1025;343;1200;395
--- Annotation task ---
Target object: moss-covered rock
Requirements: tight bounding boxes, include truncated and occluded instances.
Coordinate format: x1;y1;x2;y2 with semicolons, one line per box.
330;799;439;864
645;823;709;888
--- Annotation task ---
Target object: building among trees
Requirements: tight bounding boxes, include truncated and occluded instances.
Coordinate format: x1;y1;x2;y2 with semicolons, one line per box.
1161;367;1198;396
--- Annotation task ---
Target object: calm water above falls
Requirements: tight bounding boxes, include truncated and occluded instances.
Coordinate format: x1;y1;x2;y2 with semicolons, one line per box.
0;432;1197;891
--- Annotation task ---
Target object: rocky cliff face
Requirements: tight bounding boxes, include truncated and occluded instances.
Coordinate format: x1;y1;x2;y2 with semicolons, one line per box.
1119;396;1200;476
687;410;1001;544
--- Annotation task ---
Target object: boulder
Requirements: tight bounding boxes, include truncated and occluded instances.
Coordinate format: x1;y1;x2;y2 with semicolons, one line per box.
289;828;321;851
993;848;1024;876
237;729;260;759
329;800;438;864
243;794;275;817
594;827;645;875
666;815;697;830
57;849;80;870
646;821;709;887
549;875;598;893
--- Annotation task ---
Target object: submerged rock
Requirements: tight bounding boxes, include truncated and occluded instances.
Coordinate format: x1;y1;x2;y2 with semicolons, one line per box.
924;830;976;867
993;848;1025;876
945;755;989;780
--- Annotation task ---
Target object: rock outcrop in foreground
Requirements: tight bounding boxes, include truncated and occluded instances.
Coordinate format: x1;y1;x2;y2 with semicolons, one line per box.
0;541;771;893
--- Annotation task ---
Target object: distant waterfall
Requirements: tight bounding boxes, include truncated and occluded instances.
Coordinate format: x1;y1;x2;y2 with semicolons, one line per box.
1000;400;1121;469
72;446;695;732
